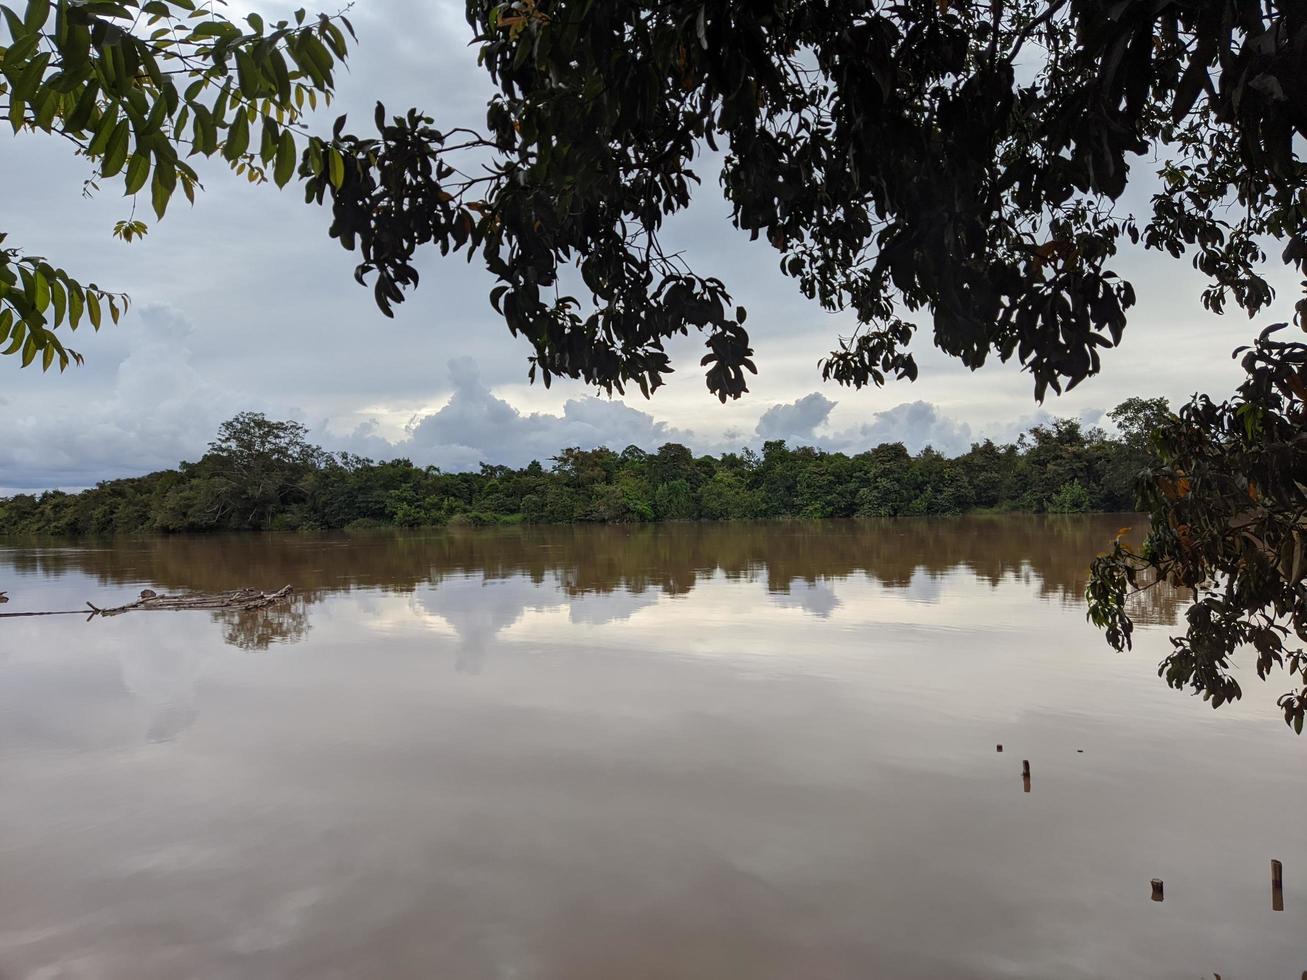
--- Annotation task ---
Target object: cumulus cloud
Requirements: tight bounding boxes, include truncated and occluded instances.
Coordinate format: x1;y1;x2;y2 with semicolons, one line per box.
755;392;838;443
347;357;696;470
750;393;975;456
414;572;658;672
770;579;842;618
832;400;974;456
0;307;247;489
978;406;1108;447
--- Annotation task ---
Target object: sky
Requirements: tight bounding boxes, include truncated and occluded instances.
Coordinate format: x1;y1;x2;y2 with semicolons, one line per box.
2;0;1300;491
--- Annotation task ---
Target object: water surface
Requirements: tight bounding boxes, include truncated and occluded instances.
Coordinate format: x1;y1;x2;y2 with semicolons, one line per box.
2;517;1303;978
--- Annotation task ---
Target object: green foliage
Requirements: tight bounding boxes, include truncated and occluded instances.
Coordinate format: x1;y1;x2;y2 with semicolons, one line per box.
304;1;1305;408
1048;481;1092;514
1089;326;1307;733
0;403;1162;539
1;0;353;371
653;478;695;520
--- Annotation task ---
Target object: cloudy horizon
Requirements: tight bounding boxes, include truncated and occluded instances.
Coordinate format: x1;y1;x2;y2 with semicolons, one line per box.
3;0;1298;493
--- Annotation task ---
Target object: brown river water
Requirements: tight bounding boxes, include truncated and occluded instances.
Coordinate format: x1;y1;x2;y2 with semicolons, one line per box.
1;516;1303;979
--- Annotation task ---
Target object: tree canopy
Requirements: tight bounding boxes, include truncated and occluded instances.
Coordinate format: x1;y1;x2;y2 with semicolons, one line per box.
306;0;1304;401
0;406;1154;535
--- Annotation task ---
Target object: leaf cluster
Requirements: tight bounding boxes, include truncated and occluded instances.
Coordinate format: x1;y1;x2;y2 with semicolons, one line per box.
1089;325;1307;732
1;0;354;370
305;0;1304;406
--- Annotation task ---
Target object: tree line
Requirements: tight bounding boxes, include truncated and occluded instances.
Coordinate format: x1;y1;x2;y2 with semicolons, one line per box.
0;399;1168;536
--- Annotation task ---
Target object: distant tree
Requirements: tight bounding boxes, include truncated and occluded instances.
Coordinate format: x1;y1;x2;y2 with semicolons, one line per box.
653;478;696;521
1048;480;1093;514
201;412;325;527
1108;397;1174;453
551;447;616;488
1099;396;1172;508
648;443;698;488
699;470;760;521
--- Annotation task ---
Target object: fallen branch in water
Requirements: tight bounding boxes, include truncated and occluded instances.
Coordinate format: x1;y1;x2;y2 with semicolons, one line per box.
0;586;294;620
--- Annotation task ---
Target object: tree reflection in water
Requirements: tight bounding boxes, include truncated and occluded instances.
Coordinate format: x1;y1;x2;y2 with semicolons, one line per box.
0;515;1185;651
215;596;311;650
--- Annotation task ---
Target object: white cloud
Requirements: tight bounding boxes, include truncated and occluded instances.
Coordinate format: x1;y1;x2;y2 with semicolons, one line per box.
748;394;975;456
0;307;247;489
756;392;838;443
356;358;697;470
832;400;974;455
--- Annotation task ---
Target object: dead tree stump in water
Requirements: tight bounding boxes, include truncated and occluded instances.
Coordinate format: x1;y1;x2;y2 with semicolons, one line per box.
1;586;294;620
85;586;294;617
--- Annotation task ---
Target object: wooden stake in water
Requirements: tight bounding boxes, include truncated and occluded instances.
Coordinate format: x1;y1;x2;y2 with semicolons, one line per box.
996;744;1003;752
1151;879;1164;902
1272;860;1283;911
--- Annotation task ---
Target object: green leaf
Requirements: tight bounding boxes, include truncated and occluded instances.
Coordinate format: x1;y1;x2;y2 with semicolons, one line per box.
327;147;344;188
101;117;130;177
273;128;295;187
124;151;150;194
259;116;278;163
7;95;24;133
150;159;177;218
4;31;41;66
50;277;66;325
31;267;49;311
65;82;101;132
87;104;119;154
143;90;168;135
1;321;26;356
223;108;249;161
67;285;84;326
306;137;322;175
87;292;102;329
268;49;291;103
235;49;259;99
22;0;49;31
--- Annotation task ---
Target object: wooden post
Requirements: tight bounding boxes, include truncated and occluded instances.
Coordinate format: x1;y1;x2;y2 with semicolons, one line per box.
1151;879;1164;902
1021;759;1031;793
996;744;1003;752
1272;860;1283;912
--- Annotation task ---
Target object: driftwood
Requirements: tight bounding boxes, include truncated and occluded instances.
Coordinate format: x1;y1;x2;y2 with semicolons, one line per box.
0;586;293;620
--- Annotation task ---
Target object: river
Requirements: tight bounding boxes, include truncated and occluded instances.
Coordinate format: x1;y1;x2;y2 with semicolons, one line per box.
1;516;1303;978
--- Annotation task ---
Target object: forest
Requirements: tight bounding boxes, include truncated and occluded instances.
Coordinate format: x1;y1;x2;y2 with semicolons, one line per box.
0;398;1166;536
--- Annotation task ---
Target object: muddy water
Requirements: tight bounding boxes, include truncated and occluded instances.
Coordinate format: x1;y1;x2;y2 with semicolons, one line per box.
1;517;1303;979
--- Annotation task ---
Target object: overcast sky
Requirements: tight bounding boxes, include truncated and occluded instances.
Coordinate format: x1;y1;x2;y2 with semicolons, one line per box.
2;0;1299;491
